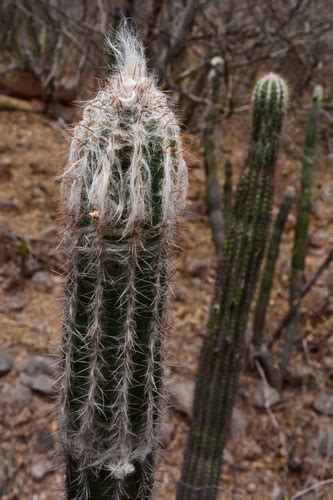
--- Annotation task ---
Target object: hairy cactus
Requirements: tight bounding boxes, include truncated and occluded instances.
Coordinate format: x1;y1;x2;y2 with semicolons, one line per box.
253;185;295;350
59;27;187;500
178;73;287;500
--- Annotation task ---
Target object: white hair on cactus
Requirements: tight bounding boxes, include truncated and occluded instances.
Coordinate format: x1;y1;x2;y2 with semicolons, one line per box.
61;24;187;235
253;72;288;110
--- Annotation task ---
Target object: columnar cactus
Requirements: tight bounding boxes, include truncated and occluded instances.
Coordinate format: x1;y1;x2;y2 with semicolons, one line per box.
280;85;322;380
178;73;287;500
253;185;295;350
59;27;187;499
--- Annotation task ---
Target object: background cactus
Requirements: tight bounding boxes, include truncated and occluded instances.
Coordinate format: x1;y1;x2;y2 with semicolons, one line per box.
279;85;322;381
59;26;187;499
178;73;287;500
253;185;295;351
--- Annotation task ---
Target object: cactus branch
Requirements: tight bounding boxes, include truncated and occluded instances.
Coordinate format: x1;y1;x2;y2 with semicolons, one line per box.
253;185;295;350
279;85;322;381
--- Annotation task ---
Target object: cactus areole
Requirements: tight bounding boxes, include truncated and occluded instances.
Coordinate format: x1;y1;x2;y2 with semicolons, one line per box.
59;27;187;499
178;73;287;500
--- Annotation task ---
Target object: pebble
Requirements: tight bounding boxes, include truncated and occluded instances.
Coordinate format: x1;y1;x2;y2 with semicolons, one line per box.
31;460;53;481
36;429;55;453
169;379;194;418
31;270;54;291
253;383;280;409
0;383;32;412
0;198;18;212
313;392;333;416
0;354;13;376
18;355;58;395
0;298;26;313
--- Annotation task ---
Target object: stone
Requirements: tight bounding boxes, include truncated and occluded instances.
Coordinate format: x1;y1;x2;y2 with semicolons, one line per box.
159;422;174;448
313;392;333;416
0;299;26;313
243;440;263;460
303;286;330;313
185;257;207;278
31;460;53;481
36;429;55;453
318;423;333;458
253;383;280;409
0;355;13;376
169;379;194;418
310;229;330;248
18;355;57;395
287;363;316;386
17;355;58;378
20;372;55;396
0;198;18;212
0;383;32;412
31;271;54;291
230;407;249;438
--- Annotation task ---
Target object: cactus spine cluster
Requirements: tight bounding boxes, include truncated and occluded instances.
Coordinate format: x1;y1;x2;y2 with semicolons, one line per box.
178;73;287;500
59;27;187;499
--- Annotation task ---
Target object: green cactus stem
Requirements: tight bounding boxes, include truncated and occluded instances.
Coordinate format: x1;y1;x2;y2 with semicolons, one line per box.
253;185;295;350
204;56;225;258
280;85;322;381
178;73;287;500
223;158;233;234
59;26;187;500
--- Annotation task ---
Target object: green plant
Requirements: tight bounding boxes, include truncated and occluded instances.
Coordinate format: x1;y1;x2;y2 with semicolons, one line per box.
280;85;322;380
253;185;295;350
178;73;287;500
59;26;187;499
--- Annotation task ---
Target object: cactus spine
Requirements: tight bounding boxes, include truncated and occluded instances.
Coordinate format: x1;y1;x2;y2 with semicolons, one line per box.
280;85;322;380
253;185;295;350
178;73;287;500
59;27;187;500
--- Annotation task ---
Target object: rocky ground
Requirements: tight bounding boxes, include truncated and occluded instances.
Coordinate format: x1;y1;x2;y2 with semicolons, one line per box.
0;102;333;499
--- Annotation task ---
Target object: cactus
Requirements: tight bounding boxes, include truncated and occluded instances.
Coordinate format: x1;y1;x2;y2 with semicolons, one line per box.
178;73;287;500
253;185;295;350
59;26;187;500
223;158;233;234
280;85;322;380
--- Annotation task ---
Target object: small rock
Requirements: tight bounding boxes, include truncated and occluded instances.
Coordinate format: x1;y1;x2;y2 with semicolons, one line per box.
159;422;174;448
36;429;55;453
313;392;333;416
18;355;58;378
20;373;55;396
318;423;333;458
223;448;234;466
31;460;53;481
243;440;262;460
271;486;288;500
18;355;57;395
31;271;54;291
303;286;330;313
310;229;329;248
0;198;18;212
0;355;13;376
287;363;316;386
186;257;207;278
0;383;32;412
0;298;26;313
169;379;194;418
230;407;249;438
253;383;280;409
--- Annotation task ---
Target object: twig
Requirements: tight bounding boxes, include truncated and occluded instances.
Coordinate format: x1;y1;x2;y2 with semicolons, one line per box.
268;248;333;348
291;478;333;499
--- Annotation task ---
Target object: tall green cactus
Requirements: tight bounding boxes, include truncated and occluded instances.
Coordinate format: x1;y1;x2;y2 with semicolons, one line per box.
253;185;295;350
178;73;287;500
280;85;322;380
59;27;187;500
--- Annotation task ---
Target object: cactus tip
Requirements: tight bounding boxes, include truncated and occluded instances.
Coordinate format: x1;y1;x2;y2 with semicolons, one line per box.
253;72;288;110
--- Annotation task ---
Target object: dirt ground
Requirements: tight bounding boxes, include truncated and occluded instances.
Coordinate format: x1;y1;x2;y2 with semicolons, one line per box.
0;102;333;499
